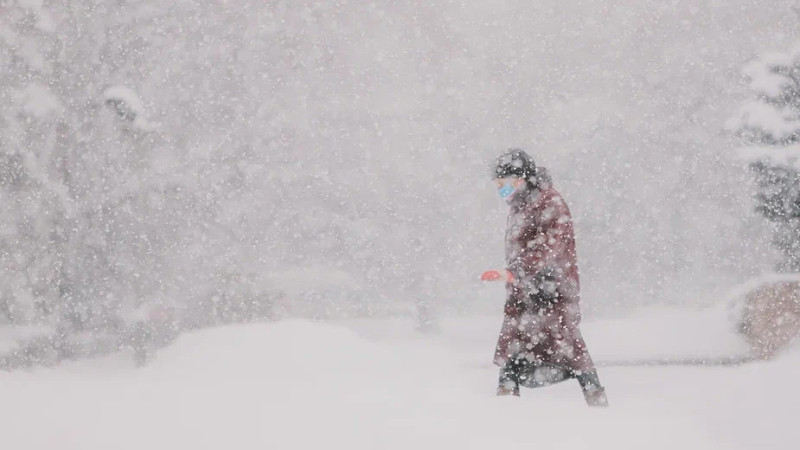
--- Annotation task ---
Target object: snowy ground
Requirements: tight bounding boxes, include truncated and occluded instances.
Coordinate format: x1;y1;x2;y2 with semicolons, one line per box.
0;305;797;450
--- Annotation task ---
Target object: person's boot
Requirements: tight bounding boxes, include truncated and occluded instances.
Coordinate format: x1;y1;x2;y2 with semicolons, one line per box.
496;382;520;397
497;359;523;397
583;386;608;407
576;370;609;407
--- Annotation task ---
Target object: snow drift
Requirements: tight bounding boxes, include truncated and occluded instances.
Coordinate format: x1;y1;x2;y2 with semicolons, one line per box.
1;309;798;450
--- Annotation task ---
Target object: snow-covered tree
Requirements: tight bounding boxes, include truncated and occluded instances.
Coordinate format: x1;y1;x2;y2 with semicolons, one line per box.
728;45;800;272
0;2;187;333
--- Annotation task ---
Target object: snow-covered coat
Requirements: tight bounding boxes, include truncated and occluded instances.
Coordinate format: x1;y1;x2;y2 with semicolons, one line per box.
494;169;595;373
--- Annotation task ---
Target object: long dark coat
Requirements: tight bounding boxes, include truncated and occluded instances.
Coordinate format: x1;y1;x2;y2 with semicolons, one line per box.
494;170;595;373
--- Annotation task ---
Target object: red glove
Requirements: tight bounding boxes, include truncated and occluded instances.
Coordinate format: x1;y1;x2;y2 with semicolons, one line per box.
480;270;513;282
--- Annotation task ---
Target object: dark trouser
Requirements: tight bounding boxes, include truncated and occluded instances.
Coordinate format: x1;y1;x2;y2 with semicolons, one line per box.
498;357;605;401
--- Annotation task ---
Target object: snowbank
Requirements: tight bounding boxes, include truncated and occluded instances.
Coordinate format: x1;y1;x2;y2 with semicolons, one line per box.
0;311;797;449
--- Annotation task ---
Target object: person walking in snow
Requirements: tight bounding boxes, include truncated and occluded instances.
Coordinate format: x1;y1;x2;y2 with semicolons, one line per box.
481;149;608;407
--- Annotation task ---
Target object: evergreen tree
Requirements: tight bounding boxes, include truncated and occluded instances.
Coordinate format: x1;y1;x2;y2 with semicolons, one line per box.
729;46;800;271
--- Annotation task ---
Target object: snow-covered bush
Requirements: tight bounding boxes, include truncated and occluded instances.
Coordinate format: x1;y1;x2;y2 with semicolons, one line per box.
728;45;800;271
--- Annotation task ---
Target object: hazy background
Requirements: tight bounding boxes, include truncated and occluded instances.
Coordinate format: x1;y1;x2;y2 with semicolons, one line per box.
1;1;798;332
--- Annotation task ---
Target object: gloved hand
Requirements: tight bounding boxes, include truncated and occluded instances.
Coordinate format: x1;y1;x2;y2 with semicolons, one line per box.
480;270;514;282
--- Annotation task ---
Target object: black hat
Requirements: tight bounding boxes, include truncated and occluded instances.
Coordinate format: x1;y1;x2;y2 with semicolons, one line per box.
493;149;537;180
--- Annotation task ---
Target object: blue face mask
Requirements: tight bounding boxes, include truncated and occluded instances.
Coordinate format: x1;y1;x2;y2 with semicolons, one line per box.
498;181;515;199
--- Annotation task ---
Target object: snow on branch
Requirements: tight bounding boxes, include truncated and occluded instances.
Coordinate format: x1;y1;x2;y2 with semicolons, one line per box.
16;83;62;118
102;85;156;131
735;144;800;169
727;44;800;146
